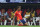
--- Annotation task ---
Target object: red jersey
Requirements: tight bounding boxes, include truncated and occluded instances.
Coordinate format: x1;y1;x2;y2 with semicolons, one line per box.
7;9;12;16
15;11;22;20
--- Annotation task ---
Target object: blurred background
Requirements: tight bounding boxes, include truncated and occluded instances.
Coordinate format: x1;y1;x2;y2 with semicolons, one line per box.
0;0;40;26
0;0;40;3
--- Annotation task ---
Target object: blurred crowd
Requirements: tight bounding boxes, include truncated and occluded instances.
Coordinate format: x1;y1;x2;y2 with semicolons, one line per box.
0;8;40;25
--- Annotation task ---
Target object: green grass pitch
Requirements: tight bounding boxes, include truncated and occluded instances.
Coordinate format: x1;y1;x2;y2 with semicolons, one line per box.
0;25;40;27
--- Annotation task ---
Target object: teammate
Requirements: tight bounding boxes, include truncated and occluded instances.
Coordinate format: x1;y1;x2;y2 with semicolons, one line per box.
24;8;31;25
11;8;15;25
4;11;8;25
1;9;5;25
30;9;36;25
13;6;28;26
0;10;2;25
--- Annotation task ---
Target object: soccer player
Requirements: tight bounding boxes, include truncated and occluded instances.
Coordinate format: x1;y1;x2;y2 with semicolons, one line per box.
11;8;15;25
30;9;36;25
1;9;7;25
7;9;12;25
24;8;31;25
13;6;28;26
1;9;5;25
0;10;2;25
4;11;8;25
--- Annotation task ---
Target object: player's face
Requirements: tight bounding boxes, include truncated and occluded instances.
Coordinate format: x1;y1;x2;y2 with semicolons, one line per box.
18;7;21;11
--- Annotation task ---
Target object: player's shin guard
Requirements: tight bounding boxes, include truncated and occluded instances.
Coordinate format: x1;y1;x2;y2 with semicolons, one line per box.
33;20;36;25
4;20;7;25
1;22;2;25
17;22;19;25
11;20;13;25
28;21;30;25
39;21;40;25
31;22;33;25
33;17;36;25
34;21;36;25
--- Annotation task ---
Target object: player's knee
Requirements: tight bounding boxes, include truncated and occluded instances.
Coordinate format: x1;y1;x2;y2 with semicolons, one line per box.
20;22;23;25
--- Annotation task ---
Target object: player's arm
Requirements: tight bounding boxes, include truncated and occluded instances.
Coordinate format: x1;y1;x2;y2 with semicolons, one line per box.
13;11;17;25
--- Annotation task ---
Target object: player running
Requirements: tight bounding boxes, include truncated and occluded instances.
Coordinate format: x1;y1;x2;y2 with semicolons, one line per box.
13;6;28;26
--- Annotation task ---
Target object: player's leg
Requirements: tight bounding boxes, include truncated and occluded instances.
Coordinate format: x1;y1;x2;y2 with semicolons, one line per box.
23;18;28;26
30;18;33;25
0;15;2;25
7;15;10;25
11;20;13;25
8;16;11;25
4;20;7;25
11;16;13;25
1;20;2;25
11;16;12;25
13;20;15;25
19;19;28;26
19;22;23;26
23;18;26;22
33;17;36;25
15;17;17;25
39;17;40;25
4;16;7;25
27;18;30;25
24;22;28;26
1;16;4;25
23;20;28;26
17;19;24;26
13;16;15;25
18;21;23;26
1;16;3;25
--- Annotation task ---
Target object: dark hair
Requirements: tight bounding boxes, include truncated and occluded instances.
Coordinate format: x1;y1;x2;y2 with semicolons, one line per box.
17;6;21;9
